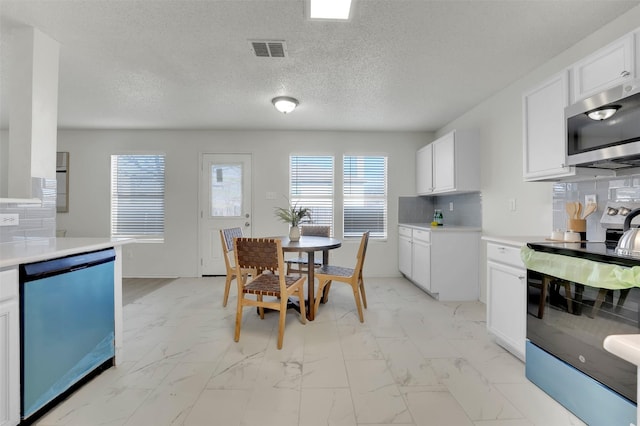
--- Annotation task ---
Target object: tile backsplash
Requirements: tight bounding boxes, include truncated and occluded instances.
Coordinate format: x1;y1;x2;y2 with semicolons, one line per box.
399;192;482;227
553;175;640;242
0;177;56;243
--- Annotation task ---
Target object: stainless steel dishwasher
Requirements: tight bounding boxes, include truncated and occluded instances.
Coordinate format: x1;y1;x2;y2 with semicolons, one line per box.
19;248;116;423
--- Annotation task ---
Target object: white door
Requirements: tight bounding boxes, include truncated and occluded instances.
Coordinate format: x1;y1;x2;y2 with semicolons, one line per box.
199;153;252;275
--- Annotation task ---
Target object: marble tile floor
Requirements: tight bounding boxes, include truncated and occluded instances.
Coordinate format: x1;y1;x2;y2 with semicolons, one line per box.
35;277;586;426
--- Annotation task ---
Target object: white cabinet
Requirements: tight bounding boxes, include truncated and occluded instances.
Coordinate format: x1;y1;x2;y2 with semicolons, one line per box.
411;229;431;293
398;225;479;301
415;144;433;195
486;242;526;361
398;226;413;277
571;33;636;103
522;71;574;181
416;129;480;195
0;267;19;426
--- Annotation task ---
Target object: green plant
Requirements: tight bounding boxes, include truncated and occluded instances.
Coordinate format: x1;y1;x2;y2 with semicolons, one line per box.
274;200;310;226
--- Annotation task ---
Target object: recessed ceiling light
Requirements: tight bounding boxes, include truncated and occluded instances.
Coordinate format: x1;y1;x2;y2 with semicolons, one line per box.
308;0;352;20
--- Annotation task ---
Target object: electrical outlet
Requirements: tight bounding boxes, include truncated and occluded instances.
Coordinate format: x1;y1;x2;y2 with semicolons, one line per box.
585;194;597;205
509;198;517;212
449;202;454;211
0;213;19;226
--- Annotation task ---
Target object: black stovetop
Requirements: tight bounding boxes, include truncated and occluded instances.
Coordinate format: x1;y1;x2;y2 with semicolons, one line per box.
527;241;640;268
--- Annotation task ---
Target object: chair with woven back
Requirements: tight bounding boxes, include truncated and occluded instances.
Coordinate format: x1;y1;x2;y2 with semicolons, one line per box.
233;237;306;349
285;225;331;275
313;231;370;322
219;227;251;307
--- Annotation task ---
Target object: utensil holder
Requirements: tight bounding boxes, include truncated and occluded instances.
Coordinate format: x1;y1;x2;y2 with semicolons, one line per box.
568;219;586;241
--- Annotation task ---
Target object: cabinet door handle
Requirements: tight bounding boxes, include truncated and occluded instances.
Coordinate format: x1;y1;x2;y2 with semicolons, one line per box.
518;276;525;280
621;70;631;77
497;247;506;253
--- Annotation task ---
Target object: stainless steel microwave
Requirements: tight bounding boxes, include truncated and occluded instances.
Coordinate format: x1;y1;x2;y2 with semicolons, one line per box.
566;79;640;169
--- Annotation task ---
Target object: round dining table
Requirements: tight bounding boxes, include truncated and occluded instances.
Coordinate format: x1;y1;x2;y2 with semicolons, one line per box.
279;235;341;320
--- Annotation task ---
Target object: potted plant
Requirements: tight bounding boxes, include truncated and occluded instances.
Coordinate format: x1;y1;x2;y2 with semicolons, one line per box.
274;200;310;241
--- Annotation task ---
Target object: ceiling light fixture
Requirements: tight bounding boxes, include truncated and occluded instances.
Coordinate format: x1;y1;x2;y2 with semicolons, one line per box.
308;0;352;20
587;105;620;121
272;96;299;114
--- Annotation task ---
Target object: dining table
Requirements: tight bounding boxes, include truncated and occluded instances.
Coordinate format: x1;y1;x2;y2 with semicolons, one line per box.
279;235;342;321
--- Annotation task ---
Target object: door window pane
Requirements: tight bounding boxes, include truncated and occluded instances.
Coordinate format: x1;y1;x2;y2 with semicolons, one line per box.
210;163;242;217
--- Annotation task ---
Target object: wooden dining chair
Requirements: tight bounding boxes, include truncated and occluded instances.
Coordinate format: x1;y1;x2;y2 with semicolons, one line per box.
286;225;331;274
219;227;250;307
233;237;306;349
313;231;370;322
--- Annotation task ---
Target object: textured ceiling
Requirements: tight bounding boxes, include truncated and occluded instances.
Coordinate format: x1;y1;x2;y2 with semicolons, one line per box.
1;0;639;131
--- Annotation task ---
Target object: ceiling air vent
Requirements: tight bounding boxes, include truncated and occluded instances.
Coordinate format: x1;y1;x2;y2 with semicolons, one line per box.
249;40;287;58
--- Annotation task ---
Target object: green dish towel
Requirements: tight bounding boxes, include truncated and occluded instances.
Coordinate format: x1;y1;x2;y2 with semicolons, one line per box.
521;246;640;290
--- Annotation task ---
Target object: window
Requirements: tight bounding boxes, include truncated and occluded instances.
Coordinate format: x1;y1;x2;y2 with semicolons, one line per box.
290;156;334;231
343;155;387;239
110;154;165;240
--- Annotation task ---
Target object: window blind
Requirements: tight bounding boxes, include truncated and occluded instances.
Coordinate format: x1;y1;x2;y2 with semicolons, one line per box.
343;155;387;238
111;154;165;240
290;156;334;232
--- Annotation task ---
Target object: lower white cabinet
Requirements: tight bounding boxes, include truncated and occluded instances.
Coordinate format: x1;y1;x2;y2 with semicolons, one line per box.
486;242;526;361
399;225;479;301
412;232;431;293
0;267;19;426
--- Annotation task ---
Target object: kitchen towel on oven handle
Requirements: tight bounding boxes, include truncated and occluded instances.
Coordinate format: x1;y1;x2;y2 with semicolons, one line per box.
521;246;640;290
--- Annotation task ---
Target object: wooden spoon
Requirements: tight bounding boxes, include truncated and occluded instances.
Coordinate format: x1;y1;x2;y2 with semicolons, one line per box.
566;202;576;219
576;202;583;219
582;202;597;219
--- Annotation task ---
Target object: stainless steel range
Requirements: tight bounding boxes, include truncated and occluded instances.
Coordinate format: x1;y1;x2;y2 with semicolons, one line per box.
525;239;639;425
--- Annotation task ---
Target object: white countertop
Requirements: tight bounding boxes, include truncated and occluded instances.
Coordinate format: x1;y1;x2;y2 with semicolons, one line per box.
482;235;548;247
604;334;640;367
399;223;482;232
0;238;134;268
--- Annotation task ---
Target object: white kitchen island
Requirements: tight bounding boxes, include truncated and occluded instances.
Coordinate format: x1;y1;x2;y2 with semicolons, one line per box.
0;237;133;426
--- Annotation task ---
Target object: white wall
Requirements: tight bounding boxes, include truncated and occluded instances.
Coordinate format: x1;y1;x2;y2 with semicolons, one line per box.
440;6;640;238
55;129;427;277
437;6;640;302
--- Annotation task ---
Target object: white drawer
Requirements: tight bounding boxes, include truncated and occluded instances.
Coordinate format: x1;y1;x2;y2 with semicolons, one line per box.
413;228;431;243
0;267;18;302
487;243;523;268
399;226;412;238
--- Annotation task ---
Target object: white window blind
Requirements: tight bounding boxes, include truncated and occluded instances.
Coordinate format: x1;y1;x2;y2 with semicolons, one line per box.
290;156;334;231
343;155;387;239
111;154;165;240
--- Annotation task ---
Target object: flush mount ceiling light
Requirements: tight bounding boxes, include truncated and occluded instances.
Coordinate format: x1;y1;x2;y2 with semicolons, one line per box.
308;0;352;20
587;105;620;121
272;96;299;114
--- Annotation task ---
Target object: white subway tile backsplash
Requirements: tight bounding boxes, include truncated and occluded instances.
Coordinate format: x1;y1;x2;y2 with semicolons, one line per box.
0;177;56;243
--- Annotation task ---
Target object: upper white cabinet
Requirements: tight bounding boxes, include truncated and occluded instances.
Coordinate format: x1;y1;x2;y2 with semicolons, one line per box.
415;144;433;195
0;267;19;426
416;129;480;196
571;33;636;103
521;29;639;182
522;71;574;181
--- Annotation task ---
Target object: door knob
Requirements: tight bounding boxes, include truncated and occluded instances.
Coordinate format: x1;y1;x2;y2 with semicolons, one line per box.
245;213;250;218
245;222;250;227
